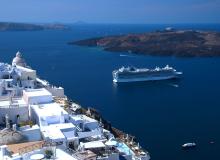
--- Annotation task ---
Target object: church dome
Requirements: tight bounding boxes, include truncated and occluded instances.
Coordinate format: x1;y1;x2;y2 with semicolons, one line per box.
12;51;26;67
0;128;26;145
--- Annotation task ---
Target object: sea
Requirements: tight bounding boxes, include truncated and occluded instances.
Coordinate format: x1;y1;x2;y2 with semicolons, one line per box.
0;24;220;160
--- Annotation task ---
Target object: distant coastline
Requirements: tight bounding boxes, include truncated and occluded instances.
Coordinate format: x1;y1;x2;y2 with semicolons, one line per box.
70;30;220;57
0;22;69;31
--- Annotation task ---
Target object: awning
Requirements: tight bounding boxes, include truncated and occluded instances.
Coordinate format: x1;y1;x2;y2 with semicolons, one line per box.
82;141;105;149
105;140;118;146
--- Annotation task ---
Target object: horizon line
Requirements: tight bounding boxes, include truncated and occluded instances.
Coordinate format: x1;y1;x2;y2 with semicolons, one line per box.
0;21;220;25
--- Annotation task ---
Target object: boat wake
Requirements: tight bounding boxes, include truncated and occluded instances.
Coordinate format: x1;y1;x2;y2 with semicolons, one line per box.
119;54;134;57
169;84;179;88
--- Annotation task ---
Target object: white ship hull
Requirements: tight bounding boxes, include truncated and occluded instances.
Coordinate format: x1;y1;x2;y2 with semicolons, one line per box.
113;74;181;83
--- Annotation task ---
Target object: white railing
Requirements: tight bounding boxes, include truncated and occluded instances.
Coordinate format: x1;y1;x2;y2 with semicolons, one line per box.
0;104;27;108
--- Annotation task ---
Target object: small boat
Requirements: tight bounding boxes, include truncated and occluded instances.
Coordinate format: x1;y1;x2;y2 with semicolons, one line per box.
182;143;196;149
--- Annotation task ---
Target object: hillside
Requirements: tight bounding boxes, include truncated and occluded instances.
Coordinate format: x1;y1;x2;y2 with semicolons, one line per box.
71;30;220;57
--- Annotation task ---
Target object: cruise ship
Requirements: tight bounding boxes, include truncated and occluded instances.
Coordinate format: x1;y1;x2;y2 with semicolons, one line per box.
0;52;150;160
113;65;182;83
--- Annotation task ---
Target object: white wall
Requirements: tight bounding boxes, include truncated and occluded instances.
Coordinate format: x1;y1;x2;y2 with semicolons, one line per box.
84;121;99;130
17;66;36;80
20;125;42;141
27;95;53;104
97;153;119;160
46;87;65;98
0;145;7;159
0;107;29;124
23;90;53;104
21;80;35;89
0;81;4;96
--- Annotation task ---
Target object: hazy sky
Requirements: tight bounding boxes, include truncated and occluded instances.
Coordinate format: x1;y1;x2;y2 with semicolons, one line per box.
0;0;219;24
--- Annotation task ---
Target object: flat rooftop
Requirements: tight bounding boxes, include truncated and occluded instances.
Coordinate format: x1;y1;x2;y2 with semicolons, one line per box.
70;114;98;123
8;142;77;160
0;97;27;108
81;141;105;149
7;141;44;154
74;150;96;160
41;123;76;142
55;148;77;160
31;102;68;118
23;88;52;97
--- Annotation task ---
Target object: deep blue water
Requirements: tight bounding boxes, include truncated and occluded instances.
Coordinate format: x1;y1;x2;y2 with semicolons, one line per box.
0;24;220;160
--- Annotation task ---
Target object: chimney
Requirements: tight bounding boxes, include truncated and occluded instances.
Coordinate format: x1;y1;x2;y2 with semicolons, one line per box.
5;114;10;129
12;124;17;131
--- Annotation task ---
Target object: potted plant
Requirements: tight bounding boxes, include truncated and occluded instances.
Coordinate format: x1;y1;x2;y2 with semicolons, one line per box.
45;150;53;159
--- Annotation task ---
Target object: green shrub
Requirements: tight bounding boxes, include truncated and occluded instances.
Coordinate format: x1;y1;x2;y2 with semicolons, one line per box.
45;150;53;159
